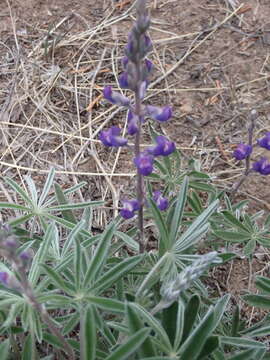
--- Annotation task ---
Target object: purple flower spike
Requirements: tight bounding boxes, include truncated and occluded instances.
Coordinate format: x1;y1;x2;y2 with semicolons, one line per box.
120;199;140;219
253;157;270;175
233;144;253;160
134;153;154;176
153;191;168;211
127;111;139;135
103;86;130;107
257;132;270;150
150;136;176;157
146;105;172;122
0;272;8;286
99;126;128;147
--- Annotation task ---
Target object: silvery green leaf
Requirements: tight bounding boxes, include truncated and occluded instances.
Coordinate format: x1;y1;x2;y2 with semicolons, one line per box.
81;306;96;360
38;168;55;207
104;328;150;360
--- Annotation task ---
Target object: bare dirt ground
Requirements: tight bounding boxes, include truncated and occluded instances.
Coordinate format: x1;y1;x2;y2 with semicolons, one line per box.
0;0;270;318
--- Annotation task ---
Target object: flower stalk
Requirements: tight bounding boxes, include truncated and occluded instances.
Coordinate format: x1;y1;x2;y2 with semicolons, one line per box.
0;227;75;360
101;0;175;252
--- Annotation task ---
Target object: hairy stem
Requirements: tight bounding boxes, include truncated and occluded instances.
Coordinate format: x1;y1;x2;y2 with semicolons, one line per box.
10;255;75;360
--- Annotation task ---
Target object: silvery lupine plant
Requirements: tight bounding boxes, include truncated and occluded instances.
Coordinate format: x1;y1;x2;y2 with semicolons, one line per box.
232;110;270;194
100;0;175;252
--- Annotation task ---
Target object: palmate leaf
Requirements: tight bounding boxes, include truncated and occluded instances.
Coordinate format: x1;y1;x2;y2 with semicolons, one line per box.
91;255;144;294
174;199;219;253
104;328;150;360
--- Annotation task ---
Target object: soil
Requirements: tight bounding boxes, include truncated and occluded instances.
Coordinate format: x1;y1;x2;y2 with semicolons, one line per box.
0;0;270;317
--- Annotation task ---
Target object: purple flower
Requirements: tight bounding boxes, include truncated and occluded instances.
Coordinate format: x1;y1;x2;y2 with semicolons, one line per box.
146;105;172;122
139;81;148;100
142;35;152;52
99;126;128;147
119;72;130;89
233;144;253;160
122;56;129;69
257;132;270;150
134;152;154;176
149;136;176;157
253;157;270;175
3;237;18;249
127;111;139;135
120;199;140;219
103;86;130;107
0;272;8;286
153;191;168;211
20;251;30;261
145;59;153;73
